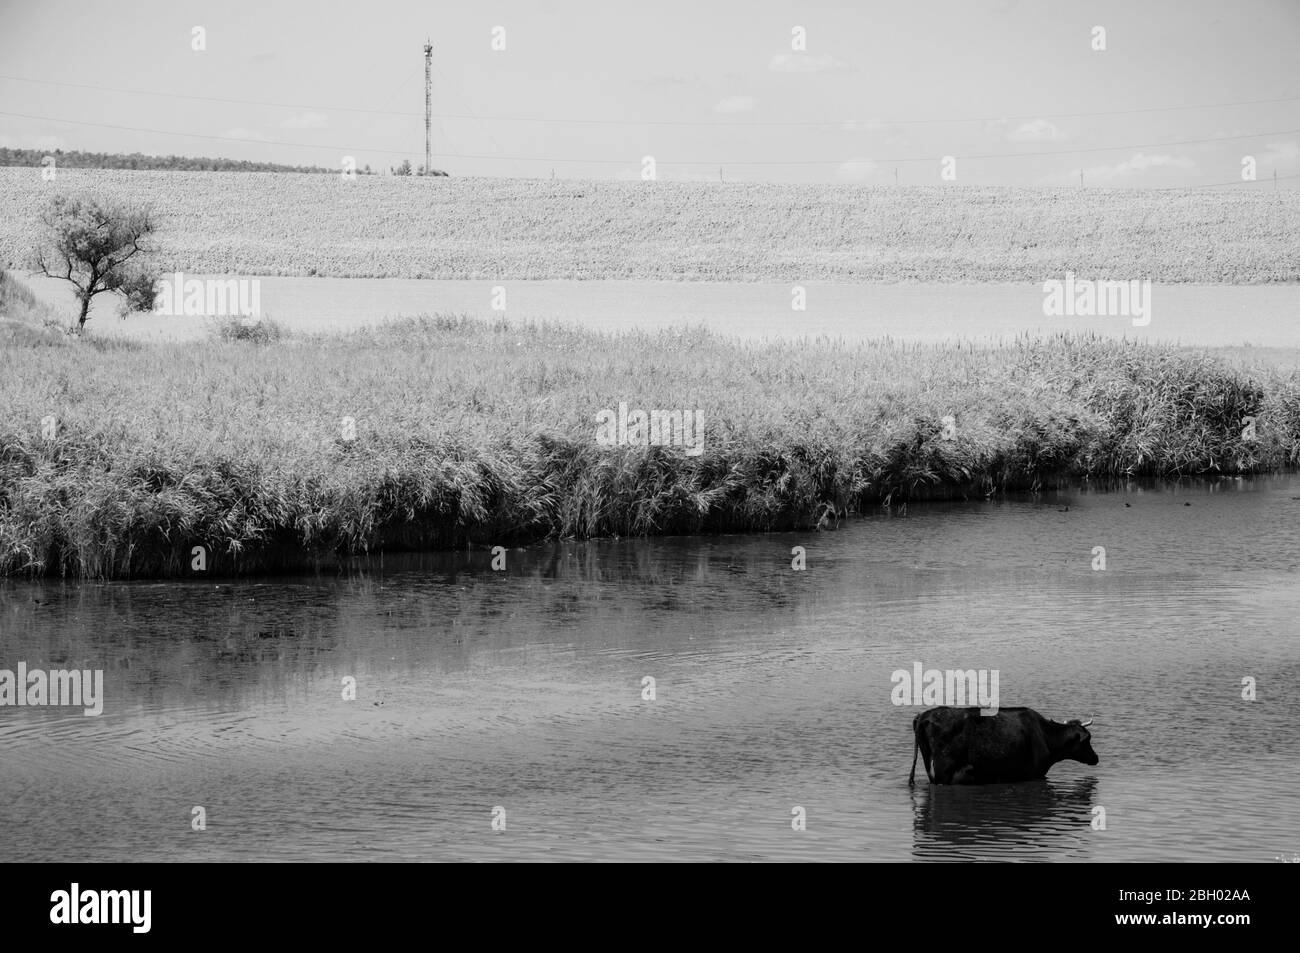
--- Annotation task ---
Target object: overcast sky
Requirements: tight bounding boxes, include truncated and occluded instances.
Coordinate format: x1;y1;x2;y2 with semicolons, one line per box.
1;0;1297;186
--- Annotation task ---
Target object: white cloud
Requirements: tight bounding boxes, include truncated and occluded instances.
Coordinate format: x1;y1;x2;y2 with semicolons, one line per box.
837;118;907;146
835;158;878;183
1008;119;1066;143
714;96;758;114
284;112;328;130
1262;141;1299;166
985;118;1067;142
1058;153;1196;185
638;74;697;88
221;128;269;141
769;52;849;73
1107;153;1194;174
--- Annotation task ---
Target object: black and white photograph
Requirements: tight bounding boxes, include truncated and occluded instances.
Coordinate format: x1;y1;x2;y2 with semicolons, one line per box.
0;0;1296;901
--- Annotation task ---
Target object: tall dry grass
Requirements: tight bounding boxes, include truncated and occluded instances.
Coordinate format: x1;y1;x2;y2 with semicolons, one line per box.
2;309;1296;578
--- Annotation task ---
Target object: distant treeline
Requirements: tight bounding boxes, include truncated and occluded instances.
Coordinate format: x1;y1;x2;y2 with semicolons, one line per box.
0;148;451;176
0;148;385;174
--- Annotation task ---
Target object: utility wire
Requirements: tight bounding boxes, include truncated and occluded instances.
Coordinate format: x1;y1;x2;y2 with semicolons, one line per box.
1161;172;1300;190
1;72;1297;128
1;109;1295;167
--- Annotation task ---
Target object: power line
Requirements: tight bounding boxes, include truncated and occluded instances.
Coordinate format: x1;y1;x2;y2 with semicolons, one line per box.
429;59;526;177
0;110;422;159
1161;172;1300;190
1;109;1295;167
1;72;1298;128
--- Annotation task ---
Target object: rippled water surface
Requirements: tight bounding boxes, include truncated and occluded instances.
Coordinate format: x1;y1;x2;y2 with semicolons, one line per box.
2;477;1298;861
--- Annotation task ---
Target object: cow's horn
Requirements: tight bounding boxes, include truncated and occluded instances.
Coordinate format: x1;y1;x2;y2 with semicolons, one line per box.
1080;717;1094;727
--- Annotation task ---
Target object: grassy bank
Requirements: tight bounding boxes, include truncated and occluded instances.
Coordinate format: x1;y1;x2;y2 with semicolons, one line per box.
2;280;1297;578
0;267;66;347
2;168;1297;282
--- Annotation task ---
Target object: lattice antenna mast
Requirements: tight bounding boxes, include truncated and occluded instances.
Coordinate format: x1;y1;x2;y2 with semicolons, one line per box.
423;39;433;175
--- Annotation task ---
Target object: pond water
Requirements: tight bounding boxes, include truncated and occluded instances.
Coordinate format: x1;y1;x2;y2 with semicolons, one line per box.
14;273;1300;347
2;476;1297;861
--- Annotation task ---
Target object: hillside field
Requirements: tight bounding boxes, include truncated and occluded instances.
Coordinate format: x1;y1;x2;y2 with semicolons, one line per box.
1;168;1297;282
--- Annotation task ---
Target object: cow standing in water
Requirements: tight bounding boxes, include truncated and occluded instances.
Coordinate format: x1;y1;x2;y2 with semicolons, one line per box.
909;706;1098;785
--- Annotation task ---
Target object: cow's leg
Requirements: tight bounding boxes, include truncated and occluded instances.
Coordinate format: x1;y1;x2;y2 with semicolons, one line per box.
931;758;959;785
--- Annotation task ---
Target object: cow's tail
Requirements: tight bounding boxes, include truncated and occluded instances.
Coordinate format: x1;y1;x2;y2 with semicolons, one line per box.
909;712;933;785
909;713;921;786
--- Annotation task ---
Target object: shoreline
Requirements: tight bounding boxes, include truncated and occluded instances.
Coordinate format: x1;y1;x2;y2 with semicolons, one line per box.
4;470;1289;587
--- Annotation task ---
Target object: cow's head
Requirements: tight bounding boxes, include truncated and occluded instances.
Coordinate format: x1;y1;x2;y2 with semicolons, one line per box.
1061;717;1099;765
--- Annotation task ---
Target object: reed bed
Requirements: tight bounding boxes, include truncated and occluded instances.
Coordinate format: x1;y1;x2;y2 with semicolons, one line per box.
2;282;1296;578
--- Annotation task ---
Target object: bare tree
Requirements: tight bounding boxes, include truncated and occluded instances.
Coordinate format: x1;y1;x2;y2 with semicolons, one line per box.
29;194;161;332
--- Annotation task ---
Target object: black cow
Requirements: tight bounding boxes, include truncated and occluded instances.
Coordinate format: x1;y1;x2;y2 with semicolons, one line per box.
908;706;1098;785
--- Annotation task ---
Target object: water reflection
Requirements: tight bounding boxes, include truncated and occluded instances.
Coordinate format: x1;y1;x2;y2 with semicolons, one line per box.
912;777;1100;861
